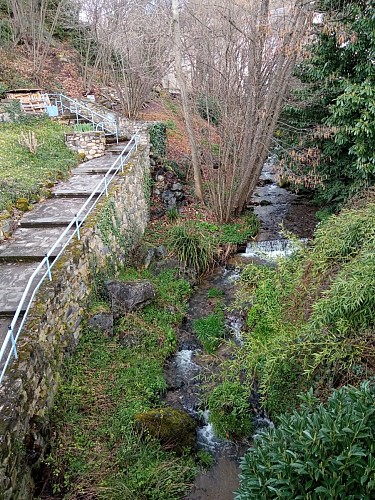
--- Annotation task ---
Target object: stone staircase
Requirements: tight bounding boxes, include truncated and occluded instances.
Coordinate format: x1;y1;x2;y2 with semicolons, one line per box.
0;141;131;376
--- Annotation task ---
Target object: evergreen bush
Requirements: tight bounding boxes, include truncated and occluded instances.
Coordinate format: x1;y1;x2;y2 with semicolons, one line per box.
237;382;375;499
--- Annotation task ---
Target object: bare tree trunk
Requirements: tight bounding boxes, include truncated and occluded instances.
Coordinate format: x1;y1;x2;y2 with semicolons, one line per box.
172;0;203;202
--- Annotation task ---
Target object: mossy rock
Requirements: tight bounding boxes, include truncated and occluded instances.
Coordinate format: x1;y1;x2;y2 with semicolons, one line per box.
135;408;196;453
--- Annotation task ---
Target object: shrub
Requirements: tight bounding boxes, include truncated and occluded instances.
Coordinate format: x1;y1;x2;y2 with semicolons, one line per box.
209;381;253;439
237;382;375;499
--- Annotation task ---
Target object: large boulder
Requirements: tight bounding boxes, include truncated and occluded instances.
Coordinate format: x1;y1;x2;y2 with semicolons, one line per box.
105;280;155;317
135;408;196;453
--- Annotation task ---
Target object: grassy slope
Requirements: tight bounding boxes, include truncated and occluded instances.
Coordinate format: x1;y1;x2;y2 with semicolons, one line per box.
228;201;375;417
0;117;77;212
43;269;198;500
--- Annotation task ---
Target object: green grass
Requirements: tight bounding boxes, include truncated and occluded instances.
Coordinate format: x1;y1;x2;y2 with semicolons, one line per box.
0;116;78;211
192;305;226;354
207;287;224;298
46;269;197;499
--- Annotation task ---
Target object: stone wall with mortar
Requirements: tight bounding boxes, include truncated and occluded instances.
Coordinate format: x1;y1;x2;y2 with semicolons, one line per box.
0;142;150;500
65;131;106;160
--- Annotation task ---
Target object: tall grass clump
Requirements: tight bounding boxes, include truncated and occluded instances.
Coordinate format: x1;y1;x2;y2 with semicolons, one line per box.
168;222;215;274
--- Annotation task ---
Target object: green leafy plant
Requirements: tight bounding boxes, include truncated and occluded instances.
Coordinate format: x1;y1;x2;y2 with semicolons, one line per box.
237;382;375;499
207;287;224;298
73;123;95;132
149;122;167;158
196;449;214;469
164;119;177;132
192;305;225;354
208;381;253;439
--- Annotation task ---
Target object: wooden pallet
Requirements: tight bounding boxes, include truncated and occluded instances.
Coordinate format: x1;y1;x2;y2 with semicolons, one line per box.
6;90;51;114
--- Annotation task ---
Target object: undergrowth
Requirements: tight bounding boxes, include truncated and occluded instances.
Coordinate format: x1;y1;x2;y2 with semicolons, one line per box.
166;212;259;274
44;269;196;499
237;383;375;499
230;203;375;416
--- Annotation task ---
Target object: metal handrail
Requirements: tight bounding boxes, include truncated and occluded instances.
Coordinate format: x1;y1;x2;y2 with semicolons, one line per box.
49;93;119;143
0;131;141;383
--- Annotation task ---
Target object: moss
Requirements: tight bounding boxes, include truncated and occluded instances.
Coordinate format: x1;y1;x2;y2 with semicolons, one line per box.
15;198;31;211
135;408;196;453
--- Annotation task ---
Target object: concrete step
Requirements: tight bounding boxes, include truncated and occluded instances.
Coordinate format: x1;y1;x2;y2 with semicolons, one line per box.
70;153;115;175
53;174;105;198
20;198;95;228
106;142;133;155
106;135;130;144
0;261;45;316
0;227;75;262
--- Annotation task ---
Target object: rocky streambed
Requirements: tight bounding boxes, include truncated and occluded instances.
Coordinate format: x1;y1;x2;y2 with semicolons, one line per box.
163;158;317;499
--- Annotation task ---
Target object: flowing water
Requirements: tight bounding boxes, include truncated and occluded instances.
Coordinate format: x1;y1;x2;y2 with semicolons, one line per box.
164;158;317;499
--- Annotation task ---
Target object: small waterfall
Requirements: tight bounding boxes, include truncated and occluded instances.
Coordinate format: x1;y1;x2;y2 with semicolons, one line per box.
226;313;243;345
196;410;226;451
175;349;200;376
242;238;307;261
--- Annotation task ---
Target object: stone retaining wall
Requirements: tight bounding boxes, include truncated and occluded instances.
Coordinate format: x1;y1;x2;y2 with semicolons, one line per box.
64;131;106;160
0;143;150;499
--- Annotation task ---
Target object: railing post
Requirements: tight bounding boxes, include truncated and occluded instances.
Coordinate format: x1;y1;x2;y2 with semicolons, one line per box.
8;325;18;359
120;155;124;173
75;214;80;240
45;254;52;281
104;176;108;197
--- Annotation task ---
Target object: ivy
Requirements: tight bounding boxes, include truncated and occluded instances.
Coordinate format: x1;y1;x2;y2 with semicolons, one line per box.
149;122;167;158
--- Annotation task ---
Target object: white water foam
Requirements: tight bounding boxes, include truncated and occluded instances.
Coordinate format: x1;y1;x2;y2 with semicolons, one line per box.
175;349;200;376
242;238;307;261
226;314;243;345
196;410;224;451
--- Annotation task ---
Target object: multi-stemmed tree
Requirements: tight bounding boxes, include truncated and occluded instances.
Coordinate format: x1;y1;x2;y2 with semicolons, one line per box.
173;0;314;221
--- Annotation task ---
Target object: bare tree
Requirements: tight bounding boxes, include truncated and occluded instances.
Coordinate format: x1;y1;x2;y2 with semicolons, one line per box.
174;0;313;221
78;0;171;118
172;0;203;201
8;0;69;78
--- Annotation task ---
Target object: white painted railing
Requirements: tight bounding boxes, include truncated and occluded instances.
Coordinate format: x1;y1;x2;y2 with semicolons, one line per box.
0;131;141;383
49;93;119;143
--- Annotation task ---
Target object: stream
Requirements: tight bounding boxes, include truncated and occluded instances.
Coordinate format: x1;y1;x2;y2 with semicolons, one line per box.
164;158;317;499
